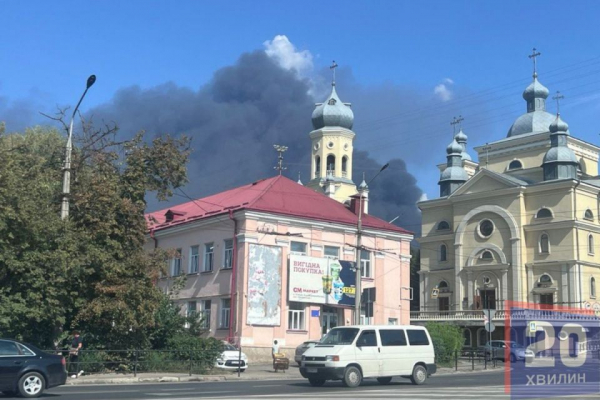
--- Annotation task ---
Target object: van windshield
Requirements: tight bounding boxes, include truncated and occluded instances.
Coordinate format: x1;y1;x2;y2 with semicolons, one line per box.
320;328;360;345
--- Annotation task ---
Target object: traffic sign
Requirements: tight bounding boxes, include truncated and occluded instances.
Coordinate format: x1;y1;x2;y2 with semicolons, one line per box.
431;288;439;299
529;321;537;333
483;310;496;332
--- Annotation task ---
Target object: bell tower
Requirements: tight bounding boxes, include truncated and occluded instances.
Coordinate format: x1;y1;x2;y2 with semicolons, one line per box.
306;62;358;203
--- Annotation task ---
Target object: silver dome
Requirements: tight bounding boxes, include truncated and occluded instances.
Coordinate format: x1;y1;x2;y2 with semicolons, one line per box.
549;114;569;133
523;77;549;101
507;110;556;137
311;86;354;130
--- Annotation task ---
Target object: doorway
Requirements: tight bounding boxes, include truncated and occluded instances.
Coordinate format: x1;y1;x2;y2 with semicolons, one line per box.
481;289;496;309
438;297;450;315
321;308;338;336
540;293;554;309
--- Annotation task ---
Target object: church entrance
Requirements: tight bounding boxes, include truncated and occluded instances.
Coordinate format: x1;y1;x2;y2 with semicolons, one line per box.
540;293;554;309
438;297;450;313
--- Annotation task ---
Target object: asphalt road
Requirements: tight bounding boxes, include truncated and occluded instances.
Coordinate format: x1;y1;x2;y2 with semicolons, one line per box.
1;371;598;399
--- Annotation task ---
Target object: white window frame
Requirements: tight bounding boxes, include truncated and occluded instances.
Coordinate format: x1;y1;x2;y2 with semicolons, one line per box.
201;299;211;329
223;239;234;269
171;249;182;276
220;299;231;329
288;302;306;331
291;241;307;255
324;246;340;259
203;243;214;272
189;245;199;274
360;309;373;325
361;250;372;278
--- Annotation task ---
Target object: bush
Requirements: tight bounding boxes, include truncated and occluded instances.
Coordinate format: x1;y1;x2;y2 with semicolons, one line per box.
166;334;224;373
426;322;464;365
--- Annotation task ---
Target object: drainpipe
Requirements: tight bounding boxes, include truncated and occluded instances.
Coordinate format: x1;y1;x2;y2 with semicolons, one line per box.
150;228;158;249
228;210;238;343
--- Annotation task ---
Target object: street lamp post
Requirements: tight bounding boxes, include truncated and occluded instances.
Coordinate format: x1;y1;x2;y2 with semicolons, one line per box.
354;163;389;325
60;75;96;220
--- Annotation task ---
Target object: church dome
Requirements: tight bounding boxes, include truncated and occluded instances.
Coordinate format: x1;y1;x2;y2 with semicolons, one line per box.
523;77;549;102
446;139;463;155
543;146;578;164
454;129;472;161
507;110;556;137
549;114;569;133
311;86;354;130
455;129;468;143
440;164;468;181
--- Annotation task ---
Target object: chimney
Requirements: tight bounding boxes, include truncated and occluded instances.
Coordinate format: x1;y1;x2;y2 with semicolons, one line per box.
164;209;186;223
349;194;367;216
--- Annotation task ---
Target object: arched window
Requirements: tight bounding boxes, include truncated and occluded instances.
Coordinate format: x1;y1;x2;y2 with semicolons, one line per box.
591;277;596;298
539;274;553;286
437;221;450;231
584;209;594;221
326;155;335;175
315;156;321;176
536;208;553;219
438;280;449;290
539;233;550;254
440;244;447;262
341;156;348;177
463;329;472;348
508;160;523;170
481;250;493;261
589;234;595;255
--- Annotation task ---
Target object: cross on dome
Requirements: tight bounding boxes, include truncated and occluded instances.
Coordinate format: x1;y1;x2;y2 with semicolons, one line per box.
528;48;541;78
330;60;338;86
552;91;564;115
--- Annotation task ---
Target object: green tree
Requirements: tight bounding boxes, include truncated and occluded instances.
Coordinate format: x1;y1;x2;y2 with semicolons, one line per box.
426;322;464;365
0;121;191;349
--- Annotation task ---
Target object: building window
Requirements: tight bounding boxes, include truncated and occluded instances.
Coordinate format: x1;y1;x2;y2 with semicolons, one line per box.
388;318;398;325
539;233;550;254
508;160;523;170
315;156;321;177
203;243;214;272
189;245;199;274
539;274;553;287
200;300;211;329
481;250;493;260
464;329;472;348
361;250;372;278
342;156;348;177
589;234;595;255
585;209;594;221
219;299;231;329
223;239;234;269
187;301;197;316
591;277;597;299
478;219;494;238
536;208;553;219
171;249;182;276
437;221;450;231
291;241;307;255
324;246;339;259
326;155;335;175
439;244;447;262
288;302;305;331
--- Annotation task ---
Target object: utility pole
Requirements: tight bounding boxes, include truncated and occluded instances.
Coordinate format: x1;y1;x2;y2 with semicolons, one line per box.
61;75;96;220
354;163;389;325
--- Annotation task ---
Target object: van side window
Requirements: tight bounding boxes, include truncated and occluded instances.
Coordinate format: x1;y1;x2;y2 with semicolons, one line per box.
379;329;407;346
407;329;430;346
356;330;377;347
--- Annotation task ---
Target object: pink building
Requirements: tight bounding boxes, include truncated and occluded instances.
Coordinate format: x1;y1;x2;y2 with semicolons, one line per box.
145;175;412;361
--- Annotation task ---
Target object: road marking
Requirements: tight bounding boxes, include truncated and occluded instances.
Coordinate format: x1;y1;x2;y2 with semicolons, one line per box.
146;391;237;396
252;384;283;387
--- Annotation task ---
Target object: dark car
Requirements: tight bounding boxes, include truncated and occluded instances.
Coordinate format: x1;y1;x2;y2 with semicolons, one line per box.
0;339;67;398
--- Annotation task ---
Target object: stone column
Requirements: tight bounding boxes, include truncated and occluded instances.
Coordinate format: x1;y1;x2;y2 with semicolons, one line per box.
526;266;533;304
561;264;569;307
502;270;508;309
467;271;474;310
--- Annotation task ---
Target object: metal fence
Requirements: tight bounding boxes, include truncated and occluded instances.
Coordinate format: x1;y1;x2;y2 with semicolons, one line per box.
47;349;224;377
449;348;501;371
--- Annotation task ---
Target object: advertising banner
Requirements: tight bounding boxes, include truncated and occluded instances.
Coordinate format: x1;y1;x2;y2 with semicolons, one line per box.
247;244;282;326
289;255;356;306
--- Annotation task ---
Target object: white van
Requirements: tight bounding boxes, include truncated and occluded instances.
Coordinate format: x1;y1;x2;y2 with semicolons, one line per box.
300;325;436;387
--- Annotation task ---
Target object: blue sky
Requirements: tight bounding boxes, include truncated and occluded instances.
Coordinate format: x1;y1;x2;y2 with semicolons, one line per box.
2;0;600;201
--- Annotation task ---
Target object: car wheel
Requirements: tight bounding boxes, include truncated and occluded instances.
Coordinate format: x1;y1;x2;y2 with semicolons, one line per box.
377;377;393;384
343;366;362;388
240;368;246;373
410;365;427;385
308;378;326;387
18;372;45;398
509;354;516;363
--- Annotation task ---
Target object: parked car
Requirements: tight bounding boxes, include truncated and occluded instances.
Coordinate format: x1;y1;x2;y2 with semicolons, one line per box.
0;338;67;398
300;325;436;387
215;343;248;372
484;340;534;363
294;341;319;365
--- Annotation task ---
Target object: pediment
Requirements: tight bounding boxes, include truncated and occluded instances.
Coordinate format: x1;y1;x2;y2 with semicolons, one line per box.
450;169;522;197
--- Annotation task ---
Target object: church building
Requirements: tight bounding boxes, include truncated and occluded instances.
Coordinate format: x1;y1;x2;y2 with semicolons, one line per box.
414;53;600;348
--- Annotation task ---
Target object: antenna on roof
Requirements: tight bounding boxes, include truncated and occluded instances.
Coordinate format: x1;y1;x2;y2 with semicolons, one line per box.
273;144;288;175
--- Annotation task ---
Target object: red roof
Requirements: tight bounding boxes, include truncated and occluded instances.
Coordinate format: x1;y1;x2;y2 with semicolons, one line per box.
146;175;412;235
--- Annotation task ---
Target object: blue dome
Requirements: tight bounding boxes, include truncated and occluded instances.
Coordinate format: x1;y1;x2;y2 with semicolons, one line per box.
311;86;354;130
549;114;569;133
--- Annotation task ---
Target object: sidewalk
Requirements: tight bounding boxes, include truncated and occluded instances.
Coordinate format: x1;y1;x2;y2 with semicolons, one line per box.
67;362;504;385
